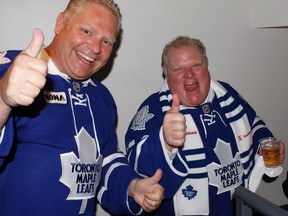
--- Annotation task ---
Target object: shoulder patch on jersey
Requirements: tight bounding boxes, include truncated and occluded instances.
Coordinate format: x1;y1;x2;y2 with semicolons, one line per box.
130;105;154;131
0;51;11;64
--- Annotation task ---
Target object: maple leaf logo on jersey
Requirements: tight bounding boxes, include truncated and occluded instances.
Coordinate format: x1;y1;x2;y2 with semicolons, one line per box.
207;139;243;196
60;127;102;214
0;51;11;64
130;105;154;131
182;185;197;200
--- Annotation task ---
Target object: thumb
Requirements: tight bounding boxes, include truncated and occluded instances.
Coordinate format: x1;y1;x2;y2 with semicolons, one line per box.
148;169;162;185
25;28;44;57
169;94;180;113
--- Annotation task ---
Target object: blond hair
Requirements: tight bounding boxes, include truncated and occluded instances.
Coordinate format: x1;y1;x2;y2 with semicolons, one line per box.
64;0;122;35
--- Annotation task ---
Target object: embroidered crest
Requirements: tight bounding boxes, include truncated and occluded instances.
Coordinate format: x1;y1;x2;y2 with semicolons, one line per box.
130;105;154;131
202;104;210;113
207;139;243;196
73;82;81;92
0;51;11;64
182;185;197;200
60;128;102;214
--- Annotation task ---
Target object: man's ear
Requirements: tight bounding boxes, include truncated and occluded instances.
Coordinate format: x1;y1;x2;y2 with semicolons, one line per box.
54;12;65;34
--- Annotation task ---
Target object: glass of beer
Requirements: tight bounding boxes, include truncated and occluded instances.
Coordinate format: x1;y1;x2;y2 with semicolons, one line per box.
259;138;280;168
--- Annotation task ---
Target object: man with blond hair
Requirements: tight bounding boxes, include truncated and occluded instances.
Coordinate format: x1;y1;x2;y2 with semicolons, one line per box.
0;1;163;215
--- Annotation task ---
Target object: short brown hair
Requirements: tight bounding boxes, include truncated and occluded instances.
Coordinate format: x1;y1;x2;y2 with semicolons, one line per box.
161;36;208;69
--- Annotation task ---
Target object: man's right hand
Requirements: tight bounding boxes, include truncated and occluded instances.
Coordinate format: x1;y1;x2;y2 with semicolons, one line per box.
163;94;187;151
0;28;48;108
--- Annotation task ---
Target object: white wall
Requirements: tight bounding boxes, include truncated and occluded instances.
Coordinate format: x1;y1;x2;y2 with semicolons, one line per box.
253;0;288;27
1;1;287;215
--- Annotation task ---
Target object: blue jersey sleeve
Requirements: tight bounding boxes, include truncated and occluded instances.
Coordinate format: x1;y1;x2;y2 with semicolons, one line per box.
0;50;21;167
125;93;188;198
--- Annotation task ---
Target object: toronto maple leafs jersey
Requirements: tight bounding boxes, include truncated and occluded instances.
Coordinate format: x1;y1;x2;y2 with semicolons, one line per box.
125;79;274;216
0;50;142;216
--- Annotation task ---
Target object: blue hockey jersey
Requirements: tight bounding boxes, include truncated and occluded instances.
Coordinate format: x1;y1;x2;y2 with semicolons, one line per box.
125;79;274;216
0;50;142;216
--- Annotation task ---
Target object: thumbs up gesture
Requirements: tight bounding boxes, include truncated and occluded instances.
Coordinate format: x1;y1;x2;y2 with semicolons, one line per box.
0;28;48;107
128;169;164;212
163;94;187;151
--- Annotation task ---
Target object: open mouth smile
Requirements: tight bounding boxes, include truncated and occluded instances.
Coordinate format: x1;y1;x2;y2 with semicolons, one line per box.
77;51;95;63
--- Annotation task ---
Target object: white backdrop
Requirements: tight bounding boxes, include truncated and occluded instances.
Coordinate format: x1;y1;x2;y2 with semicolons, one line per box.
1;1;288;215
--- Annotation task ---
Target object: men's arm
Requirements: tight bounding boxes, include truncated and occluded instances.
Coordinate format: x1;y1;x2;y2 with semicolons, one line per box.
0;28;47;132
